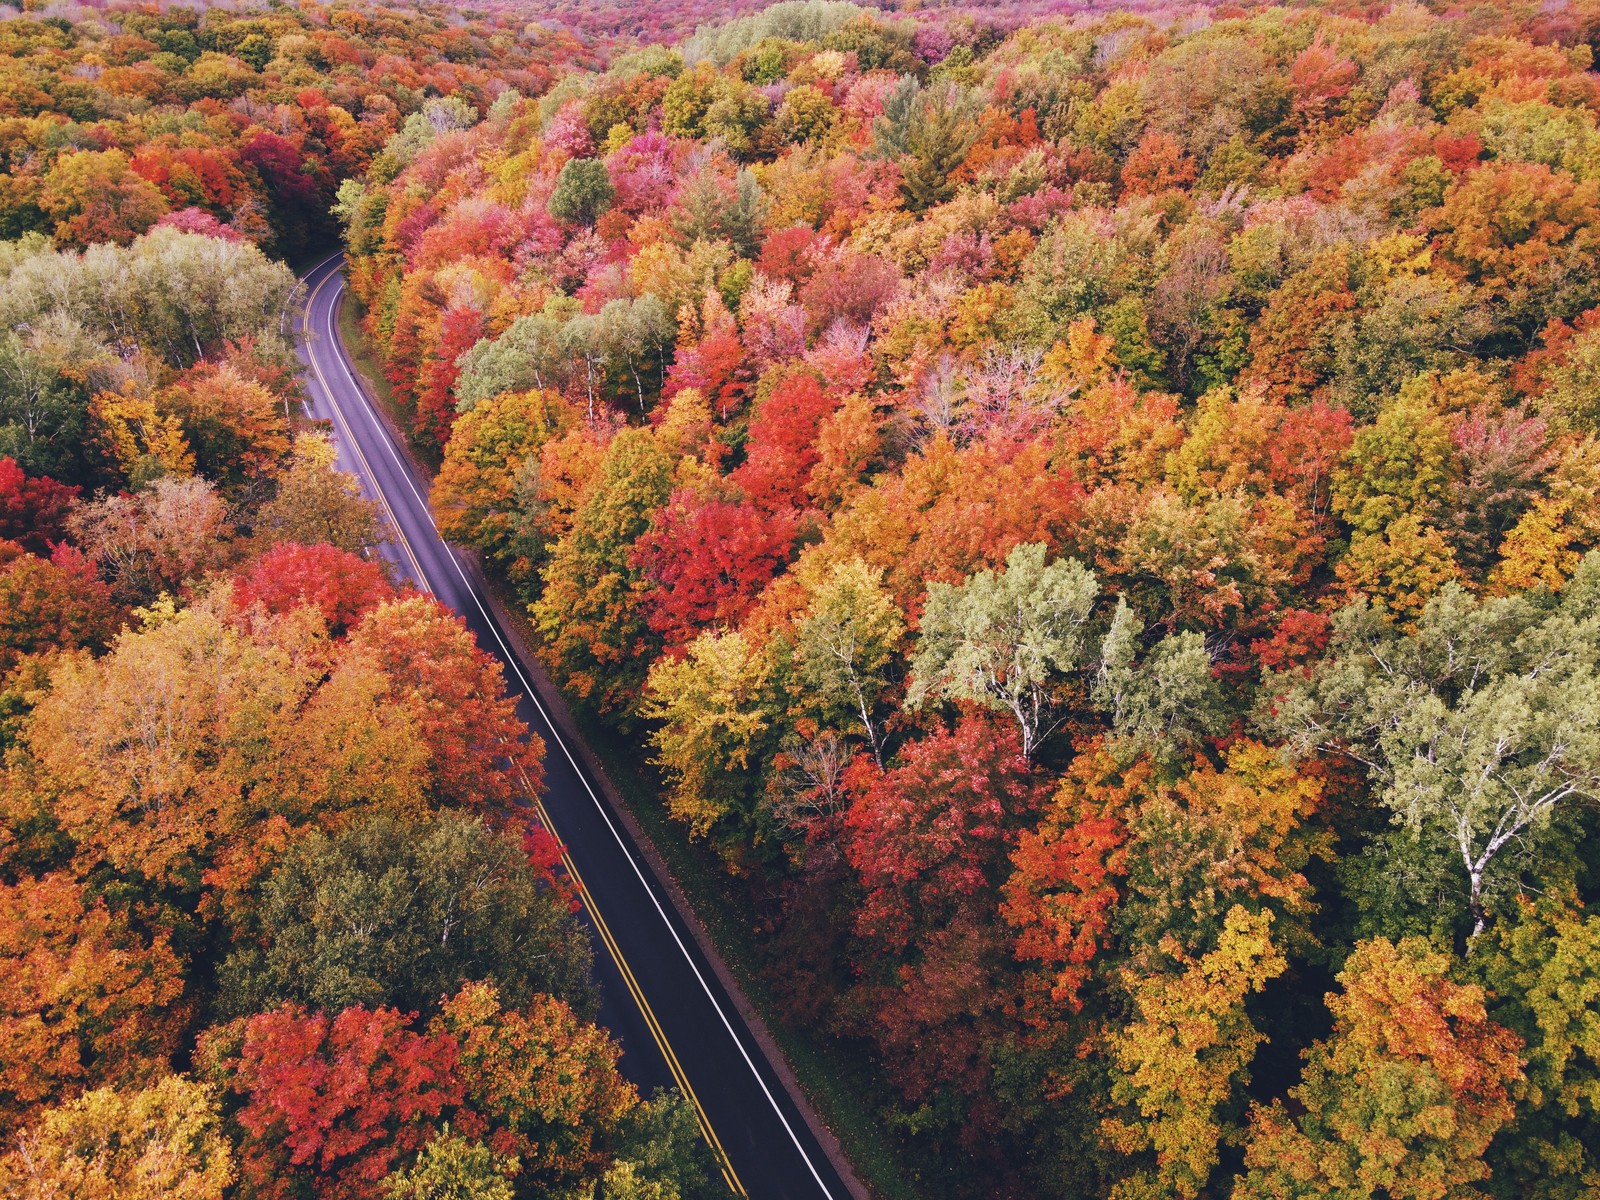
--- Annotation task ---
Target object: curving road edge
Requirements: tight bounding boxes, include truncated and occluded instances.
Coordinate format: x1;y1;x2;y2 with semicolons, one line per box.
293;253;871;1200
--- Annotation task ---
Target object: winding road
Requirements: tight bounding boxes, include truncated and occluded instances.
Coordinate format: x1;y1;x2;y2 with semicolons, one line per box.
293;254;858;1200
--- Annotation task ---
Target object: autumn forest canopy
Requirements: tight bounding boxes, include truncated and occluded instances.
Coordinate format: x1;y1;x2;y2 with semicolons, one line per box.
4;0;1600;1197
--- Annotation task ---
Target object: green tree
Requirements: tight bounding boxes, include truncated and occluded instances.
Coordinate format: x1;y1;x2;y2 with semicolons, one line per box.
533;428;673;716
548;159;614;227
595;296;675;412
219;811;596;1020
792;559;905;767
1474;899;1600;1200
256;432;381;553
1331;372;1461;537
383;1128;514;1200
908;542;1099;759
899;84;978;212
1262;558;1600;935
0;333;93;483
1093;597;1226;769
606;1091;722;1200
453;308;573;410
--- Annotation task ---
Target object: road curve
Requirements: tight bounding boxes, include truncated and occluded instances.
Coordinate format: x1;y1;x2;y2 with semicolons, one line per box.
294;254;858;1200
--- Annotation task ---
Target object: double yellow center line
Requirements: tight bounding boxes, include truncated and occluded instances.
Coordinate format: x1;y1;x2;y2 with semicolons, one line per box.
299;263;747;1196
526;787;746;1196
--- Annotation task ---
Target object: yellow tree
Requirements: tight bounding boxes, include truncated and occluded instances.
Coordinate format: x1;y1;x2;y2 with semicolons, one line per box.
432;388;573;591
0;1076;233;1200
89;386;195;488
643;630;773;843
1102;906;1287;1200
432;983;637;1192
1237;937;1524;1200
12;605;314;888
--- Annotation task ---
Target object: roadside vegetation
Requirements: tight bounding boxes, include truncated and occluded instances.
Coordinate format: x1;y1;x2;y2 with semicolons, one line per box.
347;2;1600;1196
5;0;1600;1197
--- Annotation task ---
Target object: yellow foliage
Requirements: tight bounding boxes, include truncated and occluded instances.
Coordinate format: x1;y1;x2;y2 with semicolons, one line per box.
1490;496;1583;593
642;631;771;840
1104;907;1287;1200
90;387;194;483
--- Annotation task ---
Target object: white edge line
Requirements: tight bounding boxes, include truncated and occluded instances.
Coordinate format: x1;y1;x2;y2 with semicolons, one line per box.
304;259;839;1200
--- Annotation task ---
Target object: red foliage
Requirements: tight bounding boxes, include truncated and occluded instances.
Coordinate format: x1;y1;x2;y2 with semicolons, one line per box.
1289;34;1358;128
155;207;246;243
231;543;397;635
664;319;749;420
0;458;79;555
416;306;486;448
843;718;1048;1107
1249;608;1333;674
239;130;326;216
731;371;841;511
214;1004;460;1200
846;719;1046;954
132;144;249;212
798;248;901;335
348;597;544;815
1433;131;1484;176
605;130;676;214
0;543;119;675
759;225;822;286
1121;130;1196;196
630;493;798;654
1001;745;1136;1019
522;825;579;912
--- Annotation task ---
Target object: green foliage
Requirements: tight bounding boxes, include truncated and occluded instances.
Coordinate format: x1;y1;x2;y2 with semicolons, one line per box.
908;542;1098;759
899;84;980;212
682;2;869;66
792;559;905;765
533;428;674;717
383;1128;515;1200
219;811;597;1020
0;228;294;372
1263;558;1600;933
1093;598;1227;769
607;1091;724;1200
549;159;615;227
1474;899;1600;1200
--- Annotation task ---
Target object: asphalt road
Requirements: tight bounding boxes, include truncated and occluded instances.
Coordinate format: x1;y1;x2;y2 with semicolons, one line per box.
293;255;856;1200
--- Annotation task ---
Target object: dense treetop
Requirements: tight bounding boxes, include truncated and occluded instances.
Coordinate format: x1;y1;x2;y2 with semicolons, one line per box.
5;0;1600;1196
0;4;721;1195
0;0;596;256
338;1;1600;1195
